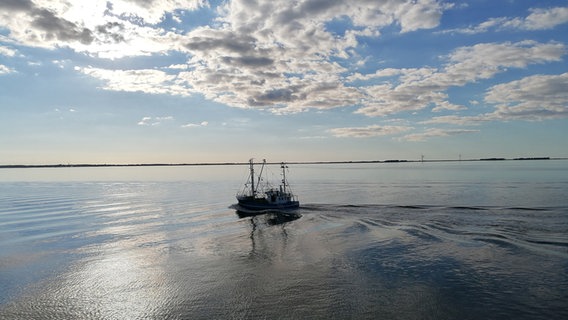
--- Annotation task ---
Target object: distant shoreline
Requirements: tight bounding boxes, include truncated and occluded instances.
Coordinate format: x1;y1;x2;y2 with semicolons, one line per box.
1;157;565;169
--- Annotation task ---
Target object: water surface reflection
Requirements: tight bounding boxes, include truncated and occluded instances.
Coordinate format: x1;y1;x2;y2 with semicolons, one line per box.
1;163;567;319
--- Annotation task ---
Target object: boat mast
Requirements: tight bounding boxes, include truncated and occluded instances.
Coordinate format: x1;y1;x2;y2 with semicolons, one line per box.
256;159;266;194
281;162;287;193
249;158;255;196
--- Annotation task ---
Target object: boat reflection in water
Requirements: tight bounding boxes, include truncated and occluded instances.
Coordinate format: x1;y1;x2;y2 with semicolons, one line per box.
234;205;302;225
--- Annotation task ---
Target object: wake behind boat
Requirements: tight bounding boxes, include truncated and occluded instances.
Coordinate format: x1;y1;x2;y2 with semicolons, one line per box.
236;159;300;210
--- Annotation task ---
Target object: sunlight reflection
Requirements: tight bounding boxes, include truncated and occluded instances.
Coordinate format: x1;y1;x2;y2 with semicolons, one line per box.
55;186;172;318
61;237;168;318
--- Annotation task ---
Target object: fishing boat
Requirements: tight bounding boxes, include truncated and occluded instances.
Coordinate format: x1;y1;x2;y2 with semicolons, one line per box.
236;159;300;210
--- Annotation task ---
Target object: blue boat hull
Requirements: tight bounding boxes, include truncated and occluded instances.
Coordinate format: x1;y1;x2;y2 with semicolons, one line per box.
237;197;299;211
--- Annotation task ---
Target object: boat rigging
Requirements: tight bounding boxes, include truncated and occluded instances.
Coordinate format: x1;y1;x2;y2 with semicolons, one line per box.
236;159;300;210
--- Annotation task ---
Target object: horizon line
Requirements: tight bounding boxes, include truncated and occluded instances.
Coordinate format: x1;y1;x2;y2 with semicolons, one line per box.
1;157;564;169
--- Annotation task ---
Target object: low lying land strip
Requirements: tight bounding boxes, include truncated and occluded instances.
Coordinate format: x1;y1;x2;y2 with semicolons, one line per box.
1;157;564;169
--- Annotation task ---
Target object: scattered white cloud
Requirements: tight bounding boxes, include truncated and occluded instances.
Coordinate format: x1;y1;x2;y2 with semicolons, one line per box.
108;0;207;25
423;73;568;124
0;0;446;61
0;65;15;75
52;59;72;69
0;45;17;57
444;6;568;34
516;6;568;30
181;121;208;128
7;1;563;122
0;0;196;58
171;0;451;113
219;117;251;129
401;128;479;142
78;67;191;96
138;117;152;125
354;41;566;117
485;72;568;121
166;64;190;70
328;124;480;142
0;0;96;48
422;115;491;126
328;125;412;138
299;135;328;140
79;37;564;121
0;0;567;148
444;41;565;79
138;116;174;126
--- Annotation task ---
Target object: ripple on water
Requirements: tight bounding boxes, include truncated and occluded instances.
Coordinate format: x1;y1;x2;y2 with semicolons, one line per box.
1;179;567;319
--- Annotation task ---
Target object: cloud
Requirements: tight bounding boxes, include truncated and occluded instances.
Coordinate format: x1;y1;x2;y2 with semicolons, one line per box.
401;128;479;142
516;6;568;30
138;116;174;126
138;117;152;125
174;0;449;113
0;0;452;113
327;124;478;142
0;0;95;47
108;0;207;25
422;72;568;125
299;135;328;140
444;41;565;80
328;125;412;138
78;67;191;96
354;41;566;117
220;0;448;35
178;24;354;112
3;0;565;133
181;121;208;128
444;6;568;34
0;65;15;75
77;30;565;127
166;64;190;70
485;72;568;121
0;46;17;57
395;0;450;32
0;0;199;58
422;115;491;126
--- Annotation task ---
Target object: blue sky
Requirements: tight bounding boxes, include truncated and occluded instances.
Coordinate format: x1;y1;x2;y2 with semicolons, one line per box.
1;0;567;164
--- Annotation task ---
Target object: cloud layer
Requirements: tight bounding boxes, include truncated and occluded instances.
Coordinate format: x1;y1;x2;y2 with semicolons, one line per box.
1;0;567;142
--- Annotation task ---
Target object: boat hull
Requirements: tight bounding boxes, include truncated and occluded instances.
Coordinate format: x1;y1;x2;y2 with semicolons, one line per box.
237;197;299;210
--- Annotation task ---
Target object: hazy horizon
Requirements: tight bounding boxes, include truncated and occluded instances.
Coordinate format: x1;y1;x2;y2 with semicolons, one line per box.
1;157;564;168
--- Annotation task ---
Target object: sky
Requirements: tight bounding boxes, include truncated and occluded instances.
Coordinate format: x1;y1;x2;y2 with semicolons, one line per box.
1;0;567;164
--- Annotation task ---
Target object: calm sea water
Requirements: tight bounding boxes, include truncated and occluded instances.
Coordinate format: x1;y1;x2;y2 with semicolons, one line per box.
1;161;567;319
